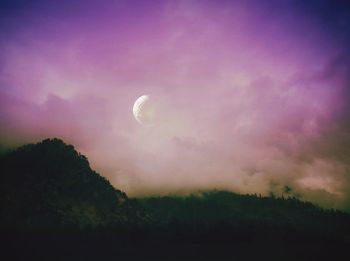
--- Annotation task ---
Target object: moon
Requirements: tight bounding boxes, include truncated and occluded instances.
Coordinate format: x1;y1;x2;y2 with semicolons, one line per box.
133;95;154;124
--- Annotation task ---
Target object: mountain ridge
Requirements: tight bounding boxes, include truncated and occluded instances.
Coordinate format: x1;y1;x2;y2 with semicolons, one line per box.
1;138;350;260
1;138;349;230
0;138;146;228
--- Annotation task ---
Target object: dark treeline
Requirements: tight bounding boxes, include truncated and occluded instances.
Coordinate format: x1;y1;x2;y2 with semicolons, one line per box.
1;139;349;260
135;191;350;237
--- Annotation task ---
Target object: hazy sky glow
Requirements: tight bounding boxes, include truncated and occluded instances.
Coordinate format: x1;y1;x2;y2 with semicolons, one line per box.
1;0;350;210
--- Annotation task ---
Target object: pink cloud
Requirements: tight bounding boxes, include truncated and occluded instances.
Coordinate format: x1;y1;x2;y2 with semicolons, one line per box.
1;0;349;210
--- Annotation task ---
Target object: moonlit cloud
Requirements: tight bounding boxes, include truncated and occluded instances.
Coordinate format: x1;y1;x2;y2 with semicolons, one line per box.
1;0;350;211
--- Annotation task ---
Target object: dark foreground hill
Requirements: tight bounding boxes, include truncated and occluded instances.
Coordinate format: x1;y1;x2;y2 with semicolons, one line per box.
0;138;145;228
1;139;349;261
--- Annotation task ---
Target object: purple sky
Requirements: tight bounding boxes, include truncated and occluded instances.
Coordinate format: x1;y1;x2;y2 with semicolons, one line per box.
1;0;350;210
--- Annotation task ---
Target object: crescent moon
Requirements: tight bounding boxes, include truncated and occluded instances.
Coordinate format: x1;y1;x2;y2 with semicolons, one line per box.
133;95;151;124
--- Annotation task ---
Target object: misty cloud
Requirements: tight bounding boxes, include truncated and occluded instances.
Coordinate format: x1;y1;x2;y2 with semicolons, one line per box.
0;0;350;211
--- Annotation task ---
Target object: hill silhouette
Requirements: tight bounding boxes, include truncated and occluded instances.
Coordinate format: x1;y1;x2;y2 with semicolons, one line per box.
136;191;350;235
1;138;349;260
0;138;145;229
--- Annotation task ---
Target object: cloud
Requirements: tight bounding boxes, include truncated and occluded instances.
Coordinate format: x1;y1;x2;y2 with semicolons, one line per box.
0;0;350;211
